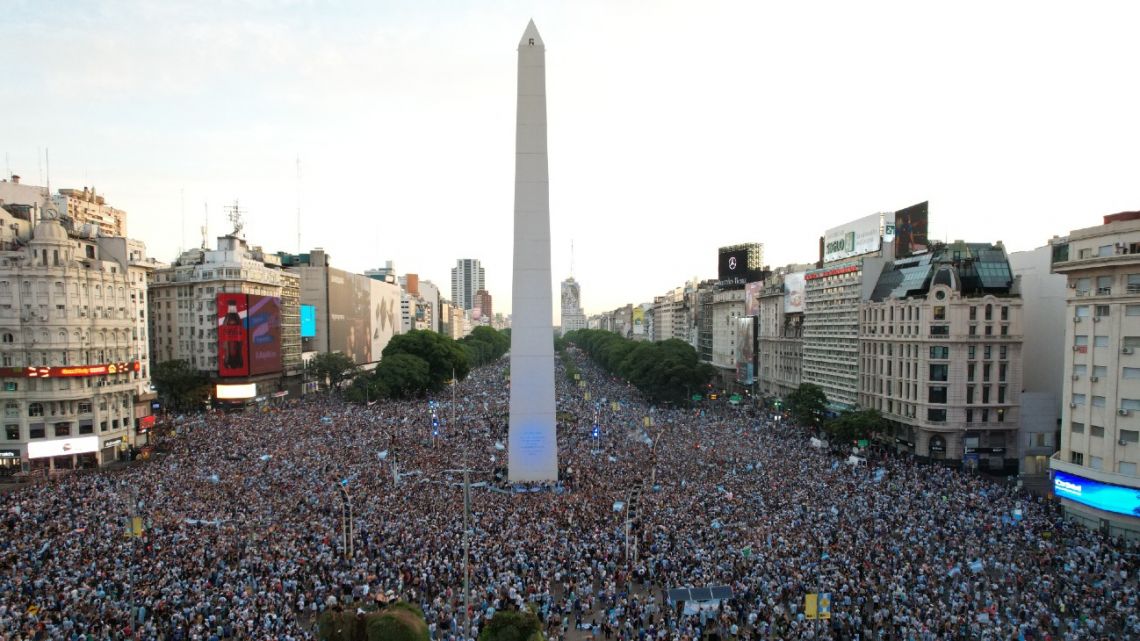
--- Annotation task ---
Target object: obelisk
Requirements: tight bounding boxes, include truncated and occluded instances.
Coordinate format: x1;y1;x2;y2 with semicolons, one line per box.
509;19;557;482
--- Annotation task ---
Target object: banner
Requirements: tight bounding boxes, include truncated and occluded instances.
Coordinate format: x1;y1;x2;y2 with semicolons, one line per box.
217;293;249;377
247;295;282;375
744;281;763;317
893;201;929;258
823;213;882;263
784;272;806;314
735;317;755;385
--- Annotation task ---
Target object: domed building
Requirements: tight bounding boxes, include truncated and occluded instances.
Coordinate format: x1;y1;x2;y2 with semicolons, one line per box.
0;202;157;475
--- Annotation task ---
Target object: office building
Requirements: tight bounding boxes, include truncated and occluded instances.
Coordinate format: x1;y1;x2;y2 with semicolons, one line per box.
756;268;808;399
560;278;586;336
451;259;485;311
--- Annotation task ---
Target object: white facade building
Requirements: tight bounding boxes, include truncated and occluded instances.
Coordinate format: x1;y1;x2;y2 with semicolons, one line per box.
560;277;586;336
451;258;485;311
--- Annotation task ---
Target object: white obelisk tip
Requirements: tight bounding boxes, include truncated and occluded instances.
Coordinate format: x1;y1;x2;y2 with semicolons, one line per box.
519;19;544;48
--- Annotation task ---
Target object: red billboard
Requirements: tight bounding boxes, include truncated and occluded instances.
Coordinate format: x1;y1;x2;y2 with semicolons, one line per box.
0;361;141;379
247;295;282;375
217;293;249;377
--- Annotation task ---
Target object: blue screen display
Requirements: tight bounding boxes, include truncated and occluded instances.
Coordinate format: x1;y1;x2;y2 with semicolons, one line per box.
1054;469;1140;518
301;305;317;338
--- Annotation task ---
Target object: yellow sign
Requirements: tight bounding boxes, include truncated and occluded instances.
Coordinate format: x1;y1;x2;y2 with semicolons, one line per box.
574;373;581;381
611;402;620;411
804;593;818;620
126;516;144;538
578;380;586;388
584;391;591;401
819;592;831;620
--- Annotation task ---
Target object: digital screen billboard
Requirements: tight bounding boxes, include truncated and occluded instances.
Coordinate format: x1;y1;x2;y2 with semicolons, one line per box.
329;270;401;364
1053;470;1140;518
718;248;752;286
784;272;806;314
892;201;929;259
823;213;883;263
370;278;401;362
247;295;282;375
216;293;249;377
300;304;317;338
735;317;755;385
744;281;763;317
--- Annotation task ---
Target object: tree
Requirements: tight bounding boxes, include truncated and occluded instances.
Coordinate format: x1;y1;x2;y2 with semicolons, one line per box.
787;383;827;428
478;609;544;641
372;353;432;399
150;359;210;411
366;602;430;641
460;326;510;368
567;329;712;404
382;330;470;390
825;409;884;443
309;352;359;393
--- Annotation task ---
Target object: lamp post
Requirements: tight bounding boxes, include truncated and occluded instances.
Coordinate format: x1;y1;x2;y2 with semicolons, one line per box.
333;477;354;560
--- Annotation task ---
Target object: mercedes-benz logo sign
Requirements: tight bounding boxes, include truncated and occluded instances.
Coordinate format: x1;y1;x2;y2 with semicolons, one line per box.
728;257;737;270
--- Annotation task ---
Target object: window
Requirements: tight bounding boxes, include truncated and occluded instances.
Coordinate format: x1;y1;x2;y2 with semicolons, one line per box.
28;402;43;417
1091;425;1105;438
1071;451;1084;465
985;325;993;336
1001;306;1009;321
1124;399;1140;411
1120;462;1137;476
968;345;976;360
1090;456;1104;470
1125;337;1140;348
929;364;948;382
929;386;947;404
29;424;44;439
1092;396;1107;408
1032;433;1053;447
1129;273;1140;294
1075;335;1089;347
1128;305;1140;317
1093;365;1107;378
1124;368;1140;380
3;425;16;440
930;325;949;336
78;402;92;414
1097;275;1113;295
1072;393;1087;406
983;364;991;381
1096;305;1111;318
1075;278;1091;294
0;333;10;343
997;408;1005;422
983;386;991;403
965;409;973;423
999;364;1007;382
984;346;992;360
969;307;977;321
998;385;1007;403
53;423;70;437
933;306;946;320
1095;335;1109;348
1072;421;1085;433
967;363;976;381
985;304;993;321
929;346;949;359
981;409;989;422
966;386;975;404
1075;305;1090;318
999;346;1008;360
1074;365;1088;377
1121;430;1139;444
927;408;946;422
969;325;977;336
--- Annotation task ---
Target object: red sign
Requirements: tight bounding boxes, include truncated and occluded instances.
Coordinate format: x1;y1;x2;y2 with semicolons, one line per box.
217;293;250;377
139;415;156;431
0;361;140;379
805;264;860;281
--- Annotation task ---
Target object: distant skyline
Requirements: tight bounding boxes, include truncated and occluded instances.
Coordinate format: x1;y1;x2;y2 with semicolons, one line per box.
3;0;1138;316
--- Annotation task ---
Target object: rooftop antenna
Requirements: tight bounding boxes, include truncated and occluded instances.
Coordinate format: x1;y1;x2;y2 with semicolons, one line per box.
225;199;245;237
296;154;302;253
4;152;9;178
570;239;575;278
201;201;208;249
180;188;186;253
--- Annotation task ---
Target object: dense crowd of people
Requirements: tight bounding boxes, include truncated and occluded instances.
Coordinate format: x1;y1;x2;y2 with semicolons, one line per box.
1;348;1138;641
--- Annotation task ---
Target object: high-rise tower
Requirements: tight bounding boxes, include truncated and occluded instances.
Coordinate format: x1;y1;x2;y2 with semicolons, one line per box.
509;20;557;482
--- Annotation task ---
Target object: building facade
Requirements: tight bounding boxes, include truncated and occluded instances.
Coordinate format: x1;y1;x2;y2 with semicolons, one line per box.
1049;212;1140;539
859;243;1022;468
52;187;128;238
474;289;494;324
149;234;302;401
710;289;745;389
450;258;485;311
0;214;155;473
559;278;586;336
756;270;806;399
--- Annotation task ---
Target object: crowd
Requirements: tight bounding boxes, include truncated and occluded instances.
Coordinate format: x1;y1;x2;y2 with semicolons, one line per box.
1;348;1138;641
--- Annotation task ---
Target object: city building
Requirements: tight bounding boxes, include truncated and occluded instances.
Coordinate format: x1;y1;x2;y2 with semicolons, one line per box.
150;230;302;403
52;187;127;238
1049;211;1140;539
0;203;156;473
451;258;485;311
418;280;441;332
710;288;745;390
474;288;494;324
859;241;1021;468
650;287;688;343
756;268;808;400
281;249;401;367
1009;243;1067;486
559;278;586;336
0;175;46;209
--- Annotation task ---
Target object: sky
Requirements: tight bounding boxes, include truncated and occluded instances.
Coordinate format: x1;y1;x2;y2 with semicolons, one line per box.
2;0;1139;316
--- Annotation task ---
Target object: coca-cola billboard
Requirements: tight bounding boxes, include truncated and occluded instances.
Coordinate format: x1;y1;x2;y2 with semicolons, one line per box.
217;293;249;377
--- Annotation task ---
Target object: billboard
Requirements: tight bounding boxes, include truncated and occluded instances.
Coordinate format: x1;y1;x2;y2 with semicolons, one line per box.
28;436;99;459
892;201;929;259
561;279;581;311
247;295;282;375
0;361;140;379
300;304;317;338
718;247;756;286
216;383;257;399
823;213;883;263
632;306;646;335
369;278;401;363
735;316;755;385
784;272;807;314
1054;469;1140;518
329;270;401;364
744;281;763;317
216;293;249;377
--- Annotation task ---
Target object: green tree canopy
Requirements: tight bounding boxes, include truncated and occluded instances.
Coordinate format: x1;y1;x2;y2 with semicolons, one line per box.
460;327;510;368
478;609;544;641
372;353;432;400
382;330;470;391
309;352;359;393
366;602;430;641
787;383;827;427
825;408;884;443
151;359;210;411
566;329;713;404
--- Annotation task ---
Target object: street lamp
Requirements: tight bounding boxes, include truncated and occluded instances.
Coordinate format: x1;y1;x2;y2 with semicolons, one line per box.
332;477;354;560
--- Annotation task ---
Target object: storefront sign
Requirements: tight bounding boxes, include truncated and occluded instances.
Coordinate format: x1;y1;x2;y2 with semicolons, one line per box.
27;436;99;459
0;449;19;459
102;437;124;449
139;416;156;430
1054;469;1140;519
964;447;1005;455
805;264;859;281
0;361;140;379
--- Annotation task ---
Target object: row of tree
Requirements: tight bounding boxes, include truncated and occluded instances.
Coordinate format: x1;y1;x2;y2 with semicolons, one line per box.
565;329;714;404
317;600;543;641
784;382;885;443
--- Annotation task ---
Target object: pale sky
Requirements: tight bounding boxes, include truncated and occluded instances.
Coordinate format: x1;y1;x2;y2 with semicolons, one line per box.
3;0;1138;316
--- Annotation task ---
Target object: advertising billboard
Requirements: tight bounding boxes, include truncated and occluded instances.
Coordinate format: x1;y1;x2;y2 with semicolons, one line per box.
370;278;401;361
28;436;99;459
784;272;807;314
216;293;249;377
0;361;140;379
744;281;763;317
735;316;755;385
892;201;929;259
823;213;883;263
718;247;753;286
216;383;257;400
300;304;317;338
1053;470;1140;519
247;295;282;375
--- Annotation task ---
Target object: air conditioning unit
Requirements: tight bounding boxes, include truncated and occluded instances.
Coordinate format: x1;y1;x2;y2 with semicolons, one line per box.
1073;316;1083;323
1073;345;1081;351
1070;402;1078;408
1124;347;1134;355
1119;439;1129;446
1072;374;1080;380
1119;409;1131;416
1088;375;1100;382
